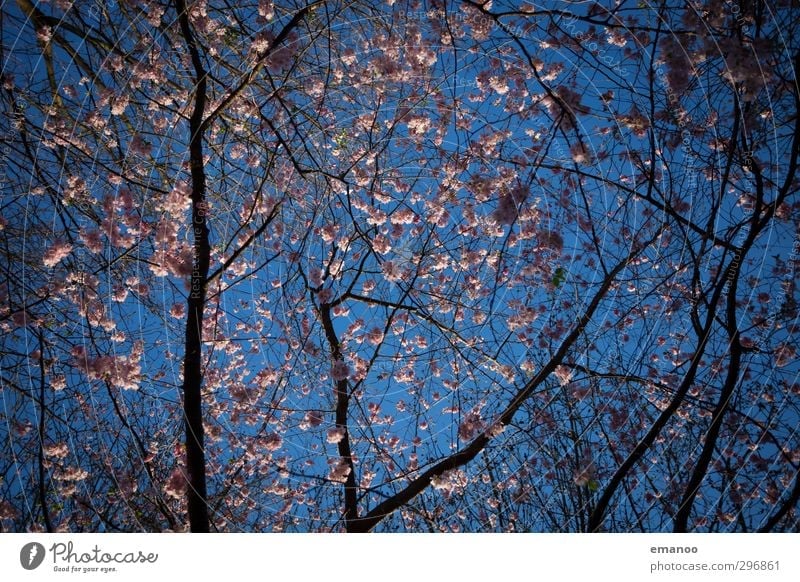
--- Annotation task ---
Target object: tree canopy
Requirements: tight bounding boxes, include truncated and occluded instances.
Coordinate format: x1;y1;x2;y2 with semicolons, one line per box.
1;0;798;532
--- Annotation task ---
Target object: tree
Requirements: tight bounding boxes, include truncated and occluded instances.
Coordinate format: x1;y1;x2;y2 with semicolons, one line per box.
1;0;797;533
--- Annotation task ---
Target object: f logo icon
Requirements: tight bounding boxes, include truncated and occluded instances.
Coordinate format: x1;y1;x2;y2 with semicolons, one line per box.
20;542;45;570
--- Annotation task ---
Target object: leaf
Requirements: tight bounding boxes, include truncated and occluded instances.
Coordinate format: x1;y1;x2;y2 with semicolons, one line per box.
223;28;239;46
552;267;567;287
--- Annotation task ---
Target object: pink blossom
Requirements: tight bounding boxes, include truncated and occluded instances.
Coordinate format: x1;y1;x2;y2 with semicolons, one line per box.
266;31;298;69
774;344;796;367
79;229;104;254
128;134;151;156
366;327;384;345
331;360;350;382
406;115;432;136
117;474;138;496
659;36;690;94
553;365;573;386
544;86;588;130
43;442;70;458
319;224;338;243
570;142;592;164
341;47;358;66
492;183;528;226
573;461;596;487
390;207;416;225
317;288;333;304
489;76;509;95
146;3;164;25
254;368;280;388
112;285;128;302
258;0;274;20
328;458;351;483
739;336;755;348
538;230;564;254
327;427;346;444
77;351;142;390
606;30;628;47
160;181;192;216
458;409;485;441
170;303;186;318
263;433;283;451
366;207;387;226
0;500;17;520
229;143;247;160
252;31;271;54
36;25;53;43
110;94;129;116
373;234;392;254
54;466;89;482
430;469;468;493
619;105;649;137
381;260;404;282
164;468;187;500
308;268;324;287
43;241;73;267
301;410;324;429
486;421;506;438
155;219;177;244
467;175;494;202
492;195;518;225
11;311;29;327
572;385;591;401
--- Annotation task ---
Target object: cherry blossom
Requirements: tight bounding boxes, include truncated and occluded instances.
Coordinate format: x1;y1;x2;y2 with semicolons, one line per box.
1;0;796;537
165;468;188;500
42;241;72;267
326;427;346;444
331;360;350;382
328;458;351;483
